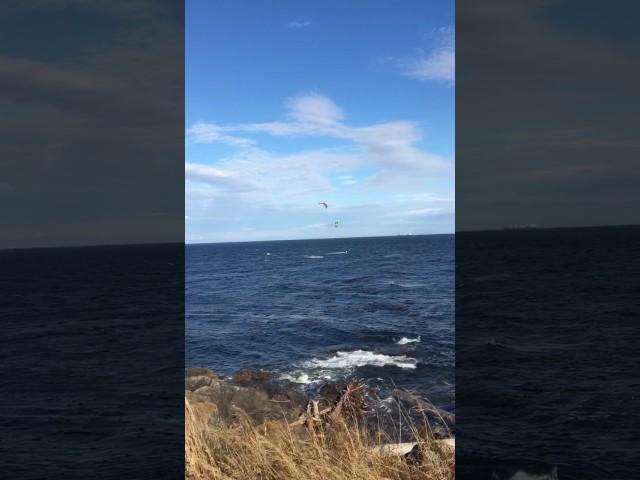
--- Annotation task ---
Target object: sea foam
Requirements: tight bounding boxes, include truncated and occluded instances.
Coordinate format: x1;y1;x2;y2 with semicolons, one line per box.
304;350;418;370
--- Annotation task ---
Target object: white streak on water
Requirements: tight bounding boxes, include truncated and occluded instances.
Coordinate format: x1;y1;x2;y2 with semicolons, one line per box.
396;336;421;345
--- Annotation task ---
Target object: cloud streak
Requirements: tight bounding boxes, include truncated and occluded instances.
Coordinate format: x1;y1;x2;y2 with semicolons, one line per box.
287;20;312;28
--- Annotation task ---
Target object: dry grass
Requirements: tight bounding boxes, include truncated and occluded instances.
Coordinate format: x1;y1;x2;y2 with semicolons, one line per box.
185;394;454;480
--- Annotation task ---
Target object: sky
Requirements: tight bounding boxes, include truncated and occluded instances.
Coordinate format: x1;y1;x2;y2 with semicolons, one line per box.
0;0;183;249
456;0;640;230
186;0;455;243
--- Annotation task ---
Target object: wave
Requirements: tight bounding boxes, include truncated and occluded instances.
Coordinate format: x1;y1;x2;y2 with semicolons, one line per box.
326;251;349;255
304;350;418;370
396;336;421;345
304;255;324;259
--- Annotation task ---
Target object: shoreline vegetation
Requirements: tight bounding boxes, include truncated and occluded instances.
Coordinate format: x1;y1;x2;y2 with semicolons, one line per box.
185;368;455;480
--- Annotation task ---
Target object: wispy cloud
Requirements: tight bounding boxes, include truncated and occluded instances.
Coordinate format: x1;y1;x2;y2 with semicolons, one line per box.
400;27;455;84
188;94;450;173
186;122;254;147
337;175;358;186
287;20;312;29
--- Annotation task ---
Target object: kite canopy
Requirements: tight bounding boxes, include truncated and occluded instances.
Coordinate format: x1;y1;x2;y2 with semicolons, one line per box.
318;202;328;209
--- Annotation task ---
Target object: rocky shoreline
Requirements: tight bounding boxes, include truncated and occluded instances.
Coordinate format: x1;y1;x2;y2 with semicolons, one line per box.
186;367;455;479
186;367;454;441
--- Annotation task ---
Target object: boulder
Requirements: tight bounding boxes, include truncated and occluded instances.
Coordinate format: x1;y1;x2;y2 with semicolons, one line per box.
185;375;217;392
231;369;273;385
185;368;218;391
185;372;309;423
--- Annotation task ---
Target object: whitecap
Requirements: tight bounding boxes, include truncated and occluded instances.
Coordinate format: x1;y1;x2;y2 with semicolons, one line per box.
304;255;324;259
396;336;421;345
303;350;418;370
326;251;349;255
280;373;313;384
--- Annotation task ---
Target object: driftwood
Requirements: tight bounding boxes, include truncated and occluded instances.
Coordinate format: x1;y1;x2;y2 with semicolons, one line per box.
288;381;456;457
289;382;367;427
290;401;332;427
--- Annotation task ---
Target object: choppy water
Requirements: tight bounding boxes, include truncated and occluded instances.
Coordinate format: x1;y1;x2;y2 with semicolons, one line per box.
186;235;454;410
0;244;184;479
457;227;640;479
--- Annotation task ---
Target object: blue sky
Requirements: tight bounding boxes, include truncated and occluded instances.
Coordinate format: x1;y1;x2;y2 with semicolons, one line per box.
186;0;454;243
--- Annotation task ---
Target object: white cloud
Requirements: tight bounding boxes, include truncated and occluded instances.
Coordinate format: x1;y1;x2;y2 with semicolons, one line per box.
287;93;343;125
188;94;450;173
287;20;311;28
406;47;455;82
186;93;453;241
401;27;455;84
186;122;254;147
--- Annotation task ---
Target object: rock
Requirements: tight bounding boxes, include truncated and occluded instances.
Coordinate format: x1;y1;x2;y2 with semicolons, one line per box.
185;372;309;423
317;381;345;409
185;375;217;392
185;368;218;391
186;367;218;379
231;369;273;385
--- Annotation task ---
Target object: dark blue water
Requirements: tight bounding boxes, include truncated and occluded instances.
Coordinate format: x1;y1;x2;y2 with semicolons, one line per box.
186;234;454;409
0;244;184;479
457;226;640;479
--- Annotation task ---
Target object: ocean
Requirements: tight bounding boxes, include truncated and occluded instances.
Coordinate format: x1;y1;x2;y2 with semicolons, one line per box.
0;244;184;478
186;234;454;411
457;226;640;479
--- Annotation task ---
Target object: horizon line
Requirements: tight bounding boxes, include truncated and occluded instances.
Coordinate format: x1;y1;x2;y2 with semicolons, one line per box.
186;231;454;246
3;223;639;252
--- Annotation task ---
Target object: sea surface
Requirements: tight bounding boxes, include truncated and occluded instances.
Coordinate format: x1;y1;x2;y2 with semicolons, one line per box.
186;234;454;410
1;244;184;479
457;226;640;479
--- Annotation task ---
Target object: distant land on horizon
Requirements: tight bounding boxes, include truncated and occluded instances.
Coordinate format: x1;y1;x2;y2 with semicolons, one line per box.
456;223;640;234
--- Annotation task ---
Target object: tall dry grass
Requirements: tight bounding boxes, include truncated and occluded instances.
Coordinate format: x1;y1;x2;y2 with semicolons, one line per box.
185;396;454;480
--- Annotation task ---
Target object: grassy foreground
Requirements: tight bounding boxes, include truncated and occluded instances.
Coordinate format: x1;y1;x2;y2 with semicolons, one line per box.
185;394;454;480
